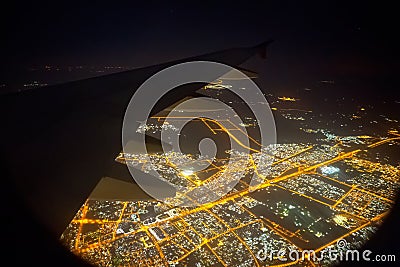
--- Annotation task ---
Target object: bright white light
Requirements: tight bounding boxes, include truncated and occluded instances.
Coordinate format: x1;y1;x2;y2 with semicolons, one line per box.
181;170;194;176
320;166;340;175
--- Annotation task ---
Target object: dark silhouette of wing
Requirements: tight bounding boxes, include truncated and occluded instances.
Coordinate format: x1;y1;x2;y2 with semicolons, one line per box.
0;40;273;236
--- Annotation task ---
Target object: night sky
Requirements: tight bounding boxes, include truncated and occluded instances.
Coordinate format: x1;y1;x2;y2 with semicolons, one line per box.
1;1;398;97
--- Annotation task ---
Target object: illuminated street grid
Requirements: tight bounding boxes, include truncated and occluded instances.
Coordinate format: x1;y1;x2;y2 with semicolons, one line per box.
61;79;400;266
61;114;399;266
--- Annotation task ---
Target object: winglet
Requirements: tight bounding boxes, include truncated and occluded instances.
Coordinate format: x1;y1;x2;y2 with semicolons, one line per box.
254;39;273;59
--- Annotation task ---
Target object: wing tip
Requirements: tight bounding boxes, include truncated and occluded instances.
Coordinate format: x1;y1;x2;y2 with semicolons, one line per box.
254;39;274;59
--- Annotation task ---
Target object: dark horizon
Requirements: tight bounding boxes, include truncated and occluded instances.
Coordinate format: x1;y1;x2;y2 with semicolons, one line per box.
1;2;398;97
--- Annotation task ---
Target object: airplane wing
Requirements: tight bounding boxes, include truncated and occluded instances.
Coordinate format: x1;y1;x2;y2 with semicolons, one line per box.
0;40;272;237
